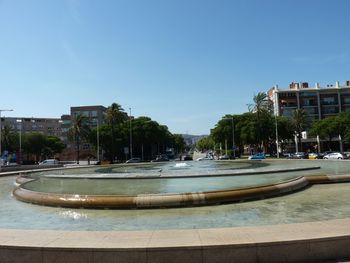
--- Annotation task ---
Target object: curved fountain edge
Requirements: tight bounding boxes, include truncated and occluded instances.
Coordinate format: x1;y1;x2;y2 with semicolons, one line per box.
13;174;350;209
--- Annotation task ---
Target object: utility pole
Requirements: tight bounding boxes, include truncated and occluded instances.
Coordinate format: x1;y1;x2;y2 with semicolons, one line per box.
129;107;133;159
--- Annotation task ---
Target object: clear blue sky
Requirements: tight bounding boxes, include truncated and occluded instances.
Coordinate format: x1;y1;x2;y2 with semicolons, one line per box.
1;0;350;135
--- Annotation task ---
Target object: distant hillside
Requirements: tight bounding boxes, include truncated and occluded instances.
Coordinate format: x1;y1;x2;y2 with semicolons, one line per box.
181;134;208;145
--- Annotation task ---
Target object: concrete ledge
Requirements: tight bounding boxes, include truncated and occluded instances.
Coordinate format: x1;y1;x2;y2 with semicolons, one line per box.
0;218;349;263
13;174;350;209
13;176;309;208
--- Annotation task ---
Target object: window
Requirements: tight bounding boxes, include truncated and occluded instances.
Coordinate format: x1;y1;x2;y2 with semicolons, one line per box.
343;97;350;104
322;97;336;105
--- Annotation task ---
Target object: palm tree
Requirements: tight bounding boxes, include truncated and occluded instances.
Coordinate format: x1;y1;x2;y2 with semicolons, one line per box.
68;113;91;164
292;109;307;152
248;92;273;151
248;92;272;114
106;103;127;126
105;103;127;162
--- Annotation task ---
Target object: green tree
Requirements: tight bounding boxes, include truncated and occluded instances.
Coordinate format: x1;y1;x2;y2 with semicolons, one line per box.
105;103;127;161
42;136;65;158
248;92;273;151
22;133;47;161
274;116;294;153
335;111;350;150
172;134;186;154
196;136;214;152
68;113;91;164
292;109;307;152
1;125;18;153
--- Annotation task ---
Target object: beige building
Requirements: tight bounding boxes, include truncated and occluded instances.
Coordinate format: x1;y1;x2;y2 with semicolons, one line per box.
1;117;62;138
268;81;350;152
269;80;350;122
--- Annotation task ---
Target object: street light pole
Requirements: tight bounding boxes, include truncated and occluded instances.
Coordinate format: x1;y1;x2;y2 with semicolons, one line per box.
97;118;100;162
16;119;22;164
274;114;280;158
129;107;133;159
0;109;14;157
231;117;235;158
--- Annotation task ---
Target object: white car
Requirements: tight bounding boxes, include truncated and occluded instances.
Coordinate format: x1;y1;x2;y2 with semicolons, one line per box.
39;159;60;165
196;156;213;161
323;152;346;160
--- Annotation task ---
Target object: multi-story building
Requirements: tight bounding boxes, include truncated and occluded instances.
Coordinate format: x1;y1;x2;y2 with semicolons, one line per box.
60;105;107;160
1;117;62;137
269;81;350;121
268;80;350;152
1;105;109;161
70;105;106;129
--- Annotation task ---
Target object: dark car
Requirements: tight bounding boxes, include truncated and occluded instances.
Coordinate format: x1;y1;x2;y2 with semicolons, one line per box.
151;155;169;162
183;155;193;161
126;158;141;163
288;152;308;159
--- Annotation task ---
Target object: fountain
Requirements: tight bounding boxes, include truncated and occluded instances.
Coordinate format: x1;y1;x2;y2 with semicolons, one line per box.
1;159;350;262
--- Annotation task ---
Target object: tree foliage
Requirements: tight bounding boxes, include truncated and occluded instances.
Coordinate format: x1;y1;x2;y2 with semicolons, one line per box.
292;109;307;151
22;133;64;161
1;125;18;153
196;136;213;151
89;115;178;161
68;113;91;164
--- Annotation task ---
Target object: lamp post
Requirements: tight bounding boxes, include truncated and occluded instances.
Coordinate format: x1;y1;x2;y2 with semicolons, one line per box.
0;109;14;157
96;118;100;162
274;114;280;158
16;119;22;164
129;107;133;159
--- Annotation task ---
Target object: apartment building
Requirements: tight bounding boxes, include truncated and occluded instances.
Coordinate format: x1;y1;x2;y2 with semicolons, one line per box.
1;117;62;138
269;81;350;122
268;81;350;152
60;105;107;160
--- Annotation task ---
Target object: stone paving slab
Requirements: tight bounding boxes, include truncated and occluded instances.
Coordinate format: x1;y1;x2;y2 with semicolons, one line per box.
0;218;350;262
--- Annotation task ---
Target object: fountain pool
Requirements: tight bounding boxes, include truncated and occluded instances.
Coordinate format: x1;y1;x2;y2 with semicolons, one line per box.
3;159;350;230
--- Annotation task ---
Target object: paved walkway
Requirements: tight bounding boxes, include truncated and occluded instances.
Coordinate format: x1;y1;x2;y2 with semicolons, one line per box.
1;218;350;262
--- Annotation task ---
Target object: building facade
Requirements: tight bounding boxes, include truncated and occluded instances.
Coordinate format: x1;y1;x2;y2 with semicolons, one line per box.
269;81;350;121
1;105;107;161
268;81;350;152
1;117;62;137
60;105;107;160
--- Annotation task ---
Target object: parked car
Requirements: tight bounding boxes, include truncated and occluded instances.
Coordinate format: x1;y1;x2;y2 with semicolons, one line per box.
196;156;214;161
323;152;346;160
151;155;169;162
38;159;60;165
287;152;308;159
319;151;334;159
126;158;141;163
308;153;320;159
183;155;193;161
218;155;230;160
248;153;266;160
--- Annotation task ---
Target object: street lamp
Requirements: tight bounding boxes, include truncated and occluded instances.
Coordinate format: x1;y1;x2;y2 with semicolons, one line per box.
96;118;100;162
129;107;133;159
16;119;22;164
274;114;280;158
223;117;235;158
0;109;14;157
